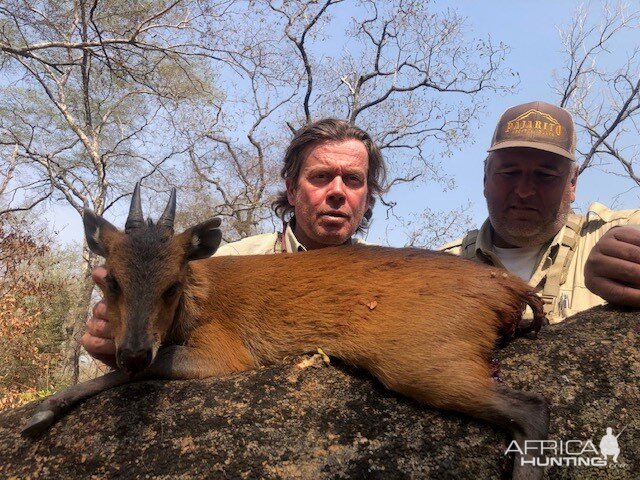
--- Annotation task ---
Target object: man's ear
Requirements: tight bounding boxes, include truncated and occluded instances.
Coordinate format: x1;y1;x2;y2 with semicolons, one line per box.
181;217;223;261
285;178;296;206
83;209;120;258
569;166;578;202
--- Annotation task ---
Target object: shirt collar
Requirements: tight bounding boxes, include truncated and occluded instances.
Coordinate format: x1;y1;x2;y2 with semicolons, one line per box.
284;219;307;253
475;218;565;273
475;218;494;256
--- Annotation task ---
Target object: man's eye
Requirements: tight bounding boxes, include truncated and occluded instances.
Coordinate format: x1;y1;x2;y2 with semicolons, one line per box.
309;173;330;185
345;175;364;186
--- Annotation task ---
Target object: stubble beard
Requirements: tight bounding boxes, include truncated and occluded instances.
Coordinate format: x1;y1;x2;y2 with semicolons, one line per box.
314;219;353;245
489;193;573;248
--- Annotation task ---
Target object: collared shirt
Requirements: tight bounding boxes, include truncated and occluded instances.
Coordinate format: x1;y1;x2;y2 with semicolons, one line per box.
214;218;366;257
439;202;640;323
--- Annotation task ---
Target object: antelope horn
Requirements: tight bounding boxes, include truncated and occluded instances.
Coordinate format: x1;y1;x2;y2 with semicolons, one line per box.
125;182;144;232
158;187;176;231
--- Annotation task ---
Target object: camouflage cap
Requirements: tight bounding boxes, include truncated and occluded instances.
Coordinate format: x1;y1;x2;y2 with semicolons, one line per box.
488;101;576;161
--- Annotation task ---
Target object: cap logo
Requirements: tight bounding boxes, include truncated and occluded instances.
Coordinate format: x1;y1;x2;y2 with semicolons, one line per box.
505;109;562;137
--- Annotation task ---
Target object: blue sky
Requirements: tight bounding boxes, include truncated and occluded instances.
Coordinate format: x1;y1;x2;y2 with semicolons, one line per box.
49;1;639;247
366;0;640;245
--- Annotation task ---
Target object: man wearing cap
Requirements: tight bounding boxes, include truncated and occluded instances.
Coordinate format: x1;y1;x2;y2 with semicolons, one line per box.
440;101;640;323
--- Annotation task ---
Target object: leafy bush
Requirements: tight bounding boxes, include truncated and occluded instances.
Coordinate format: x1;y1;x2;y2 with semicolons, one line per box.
0;214;82;410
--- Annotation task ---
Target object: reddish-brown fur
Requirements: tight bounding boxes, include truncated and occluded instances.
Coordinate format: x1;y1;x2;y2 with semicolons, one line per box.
178;248;531;390
172;246;545;422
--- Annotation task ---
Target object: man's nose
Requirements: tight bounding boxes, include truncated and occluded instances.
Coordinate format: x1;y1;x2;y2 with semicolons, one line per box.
326;176;346;201
514;174;536;198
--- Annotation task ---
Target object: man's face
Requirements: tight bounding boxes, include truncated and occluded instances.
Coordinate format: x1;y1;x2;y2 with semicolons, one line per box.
286;139;369;249
484;148;577;248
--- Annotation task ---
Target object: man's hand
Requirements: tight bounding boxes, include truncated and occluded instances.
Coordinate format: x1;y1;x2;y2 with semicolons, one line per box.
81;266;117;369
585;226;640;307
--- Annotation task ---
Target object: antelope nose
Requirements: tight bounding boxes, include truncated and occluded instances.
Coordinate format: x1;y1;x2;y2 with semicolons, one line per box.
118;347;152;375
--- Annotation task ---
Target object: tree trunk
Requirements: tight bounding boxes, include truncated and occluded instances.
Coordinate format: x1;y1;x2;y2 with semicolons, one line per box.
58;245;96;385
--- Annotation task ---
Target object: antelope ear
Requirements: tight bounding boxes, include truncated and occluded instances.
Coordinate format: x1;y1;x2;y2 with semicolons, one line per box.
83;209;120;257
182;217;222;261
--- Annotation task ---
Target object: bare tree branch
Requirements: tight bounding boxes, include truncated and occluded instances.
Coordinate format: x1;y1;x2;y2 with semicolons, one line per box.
555;2;640;184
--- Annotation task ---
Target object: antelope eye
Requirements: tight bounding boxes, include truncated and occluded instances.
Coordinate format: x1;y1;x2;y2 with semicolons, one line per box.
105;275;120;295
163;282;181;301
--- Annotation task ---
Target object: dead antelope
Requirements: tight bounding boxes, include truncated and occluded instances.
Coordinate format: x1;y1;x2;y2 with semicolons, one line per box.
23;184;550;480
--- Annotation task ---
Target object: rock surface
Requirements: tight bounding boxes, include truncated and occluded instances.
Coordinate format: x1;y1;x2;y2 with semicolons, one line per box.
0;305;638;479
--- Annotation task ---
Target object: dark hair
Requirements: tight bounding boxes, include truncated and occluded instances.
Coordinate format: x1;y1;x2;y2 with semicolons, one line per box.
272;118;387;232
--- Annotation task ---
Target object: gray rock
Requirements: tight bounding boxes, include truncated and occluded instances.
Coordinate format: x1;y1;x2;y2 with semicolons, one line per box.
0;305;638;479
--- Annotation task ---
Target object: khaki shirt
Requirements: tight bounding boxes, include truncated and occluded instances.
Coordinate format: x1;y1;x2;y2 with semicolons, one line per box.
215;221;367;256
439;202;640;323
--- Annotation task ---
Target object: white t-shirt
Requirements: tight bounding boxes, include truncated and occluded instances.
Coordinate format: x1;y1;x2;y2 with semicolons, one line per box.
493;245;540;281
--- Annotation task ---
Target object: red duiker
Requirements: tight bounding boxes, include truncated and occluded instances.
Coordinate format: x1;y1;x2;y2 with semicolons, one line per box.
23;183;550;480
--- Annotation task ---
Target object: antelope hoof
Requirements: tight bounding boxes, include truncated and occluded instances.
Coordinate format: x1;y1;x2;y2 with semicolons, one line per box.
21;410;55;438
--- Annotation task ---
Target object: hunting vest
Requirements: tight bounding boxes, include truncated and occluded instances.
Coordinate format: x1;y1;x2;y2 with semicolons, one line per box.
440;203;640;323
458;214;583;320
